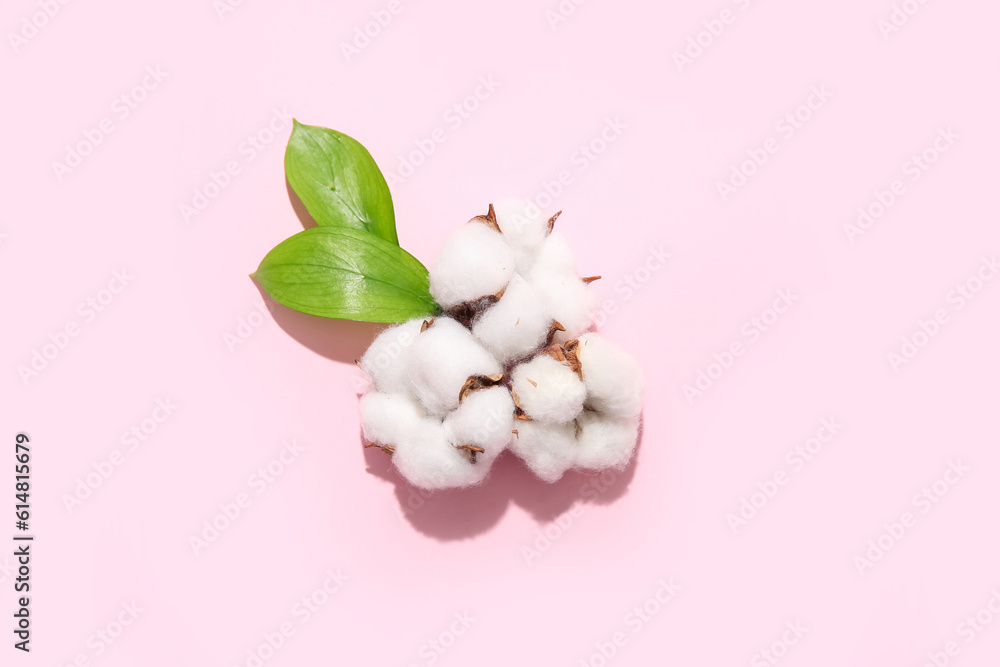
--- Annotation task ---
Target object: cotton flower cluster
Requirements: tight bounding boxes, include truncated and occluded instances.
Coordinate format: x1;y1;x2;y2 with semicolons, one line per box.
358;200;644;489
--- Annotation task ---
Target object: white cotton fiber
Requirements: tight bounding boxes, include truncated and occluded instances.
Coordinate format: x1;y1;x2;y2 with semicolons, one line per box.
429;222;515;309
408;318;503;417
510;355;586;424
359;391;425;447
576;333;644;419
508;420;578;483
529;269;597;341
575;412;640;471
358;319;424;396
472;275;551;363
444;386;514;458
392;418;490;489
534;232;576;275
492;198;549;272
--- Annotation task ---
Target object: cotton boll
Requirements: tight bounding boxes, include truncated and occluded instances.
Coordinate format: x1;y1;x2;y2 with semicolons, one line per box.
358;319;424;395
575;412;640;470
429;222;515;309
492;198;549;272
359;392;425;447
534;232;576;275
576;333;644;418
508;420;578;483
529;269;597;340
409;318;503;417
392;418;490;489
444;386;515;460
510;355;586;424
472;274;552;363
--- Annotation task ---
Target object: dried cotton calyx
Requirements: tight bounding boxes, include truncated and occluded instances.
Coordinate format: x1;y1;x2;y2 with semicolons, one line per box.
358;202;644;490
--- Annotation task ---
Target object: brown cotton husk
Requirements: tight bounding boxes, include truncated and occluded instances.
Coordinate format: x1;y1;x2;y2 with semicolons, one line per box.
470;203;500;232
544;320;566;347
546;210;562;234
543;338;583;378
448;293;500;328
364;442;395;455
455;444;486;463
458;373;505;404
511;388;533;421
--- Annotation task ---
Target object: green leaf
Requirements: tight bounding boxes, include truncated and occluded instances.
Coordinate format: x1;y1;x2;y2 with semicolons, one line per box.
285;120;398;244
251;227;438;323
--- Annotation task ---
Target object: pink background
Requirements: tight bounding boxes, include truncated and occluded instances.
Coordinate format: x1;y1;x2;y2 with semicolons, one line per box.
5;0;1000;664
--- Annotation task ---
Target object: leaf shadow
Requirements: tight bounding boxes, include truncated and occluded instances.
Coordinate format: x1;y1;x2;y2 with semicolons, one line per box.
246;178;383;365
250;280;384;366
287;177;317;229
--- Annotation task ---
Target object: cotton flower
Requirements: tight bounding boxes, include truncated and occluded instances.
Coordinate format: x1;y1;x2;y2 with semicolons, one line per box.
528;268;598;342
509;354;586;424
358;203;644;491
429;213;515;309
575;411;640;471
508;420;578;483
408;317;503;417
358;319;424;396
472;274;552;363
491;198;550;273
576;332;644;419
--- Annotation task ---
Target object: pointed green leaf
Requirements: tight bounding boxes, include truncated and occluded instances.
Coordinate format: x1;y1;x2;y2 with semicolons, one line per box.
285;121;398;244
252;227;437;323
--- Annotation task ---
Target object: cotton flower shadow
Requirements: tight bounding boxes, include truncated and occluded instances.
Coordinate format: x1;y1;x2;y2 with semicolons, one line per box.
361;418;641;540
